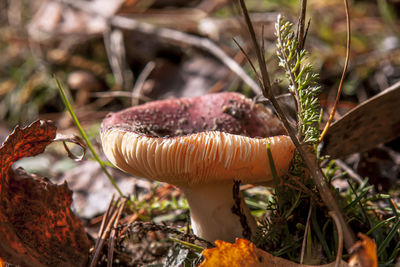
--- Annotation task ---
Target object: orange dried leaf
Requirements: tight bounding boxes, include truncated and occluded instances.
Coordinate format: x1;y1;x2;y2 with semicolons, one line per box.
0;120;90;267
348;233;377;267
0;120;56;182
200;238;348;267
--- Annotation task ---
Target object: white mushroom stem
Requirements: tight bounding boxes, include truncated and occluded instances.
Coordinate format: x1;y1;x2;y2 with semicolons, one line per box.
180;182;258;243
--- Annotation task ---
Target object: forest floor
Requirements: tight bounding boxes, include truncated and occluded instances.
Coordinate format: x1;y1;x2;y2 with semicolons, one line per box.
1;0;400;266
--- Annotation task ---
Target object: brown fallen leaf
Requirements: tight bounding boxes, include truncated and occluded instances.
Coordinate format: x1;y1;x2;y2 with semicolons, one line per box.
322;81;400;158
199;238;348;267
0;120;91;267
348;233;378;267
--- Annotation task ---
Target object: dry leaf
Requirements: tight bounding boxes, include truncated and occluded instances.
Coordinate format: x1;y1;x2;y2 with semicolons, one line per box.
322;82;400;158
54;133;87;161
348;233;378;267
200;238;264;267
199;238;348;267
0;120;91;267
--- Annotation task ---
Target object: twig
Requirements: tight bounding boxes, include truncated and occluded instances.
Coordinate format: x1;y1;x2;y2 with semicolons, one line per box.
90;200;120;267
237;0;355;249
55;0;262;95
335;159;363;185
297;0;307;51
131;61;155;106
328;211;344;267
90;198;126;267
92;91;153;102
96;195;115;245
232;38;262;86
319;0;351;142
237;0;271;97
108;199;127;267
103;27;133;91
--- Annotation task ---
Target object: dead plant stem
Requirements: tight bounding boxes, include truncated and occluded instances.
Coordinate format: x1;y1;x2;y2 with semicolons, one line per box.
297;0;307;51
237;0;271;97
90;204;119;267
319;0;351;142
108;199;127;267
131;61;155;106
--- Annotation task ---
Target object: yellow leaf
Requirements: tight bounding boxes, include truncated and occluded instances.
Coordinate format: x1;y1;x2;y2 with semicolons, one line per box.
199;238;348;267
199;238;264;267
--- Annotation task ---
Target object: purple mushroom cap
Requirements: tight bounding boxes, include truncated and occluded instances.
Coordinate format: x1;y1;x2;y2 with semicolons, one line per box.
101;92;285;138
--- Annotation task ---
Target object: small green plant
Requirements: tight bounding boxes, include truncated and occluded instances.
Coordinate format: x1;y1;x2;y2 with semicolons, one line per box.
275;14;321;146
126;185;190;223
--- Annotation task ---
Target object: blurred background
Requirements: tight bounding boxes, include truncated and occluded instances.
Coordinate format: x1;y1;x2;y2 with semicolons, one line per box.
1;0;399;128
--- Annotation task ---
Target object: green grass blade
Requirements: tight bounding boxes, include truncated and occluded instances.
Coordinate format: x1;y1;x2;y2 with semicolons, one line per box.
344;185;373;211
311;209;333;260
168;238;204;253
377;214;400;256
54;76;125;198
366;216;395;235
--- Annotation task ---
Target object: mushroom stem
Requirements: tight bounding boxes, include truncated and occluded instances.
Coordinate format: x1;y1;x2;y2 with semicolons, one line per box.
181;182;258;243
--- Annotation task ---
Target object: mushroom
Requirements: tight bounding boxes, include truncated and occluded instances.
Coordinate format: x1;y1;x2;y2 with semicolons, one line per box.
100;92;295;242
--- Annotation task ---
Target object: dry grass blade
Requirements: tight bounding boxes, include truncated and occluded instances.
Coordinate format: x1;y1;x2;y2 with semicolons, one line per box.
319;0;351;143
237;0;272;96
98;195;116;241
131;61;155;106
103;27;133;91
92;91;153;102
107;199;127;267
335;160;363;185
232;38;263;86
90;197;117;267
90;197;126;267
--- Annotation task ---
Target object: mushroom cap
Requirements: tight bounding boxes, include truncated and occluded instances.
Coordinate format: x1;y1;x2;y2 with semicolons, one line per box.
100;92;295;186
